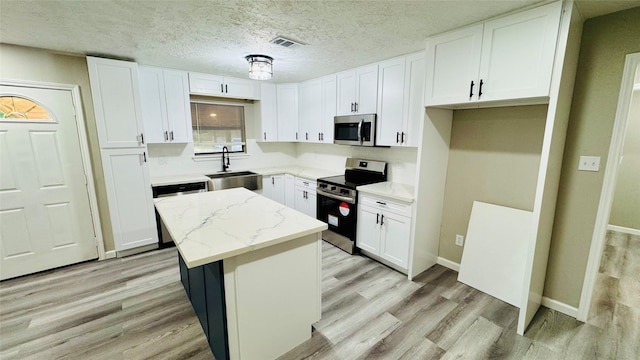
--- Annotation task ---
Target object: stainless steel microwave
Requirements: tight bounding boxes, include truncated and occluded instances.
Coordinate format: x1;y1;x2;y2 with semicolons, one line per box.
333;114;376;146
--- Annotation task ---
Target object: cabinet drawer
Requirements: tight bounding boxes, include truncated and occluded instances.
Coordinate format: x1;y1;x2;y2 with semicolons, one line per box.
359;194;412;217
295;177;316;189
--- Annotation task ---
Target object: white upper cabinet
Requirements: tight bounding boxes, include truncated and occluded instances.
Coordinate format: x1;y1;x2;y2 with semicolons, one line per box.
139;66;192;144
87;57;145;148
321;74;337;143
256;83;278;141
478;2;562;102
376;56;407;146
424;1;562;107
402;52;426;147
277;83;299;142
188;72;259;100
336;64;378;115
376;52;425;147
298;78;323;143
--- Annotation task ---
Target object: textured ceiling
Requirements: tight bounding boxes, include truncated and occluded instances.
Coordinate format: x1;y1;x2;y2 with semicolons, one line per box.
1;0;638;83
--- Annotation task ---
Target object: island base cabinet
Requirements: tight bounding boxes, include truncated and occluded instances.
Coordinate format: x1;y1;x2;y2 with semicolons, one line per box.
224;233;321;360
178;254;229;360
178;233;321;360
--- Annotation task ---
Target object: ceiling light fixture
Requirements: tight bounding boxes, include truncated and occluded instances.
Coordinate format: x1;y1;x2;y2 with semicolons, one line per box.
245;55;273;80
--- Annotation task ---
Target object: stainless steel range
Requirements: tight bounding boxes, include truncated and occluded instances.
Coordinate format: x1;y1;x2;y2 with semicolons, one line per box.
316;158;387;254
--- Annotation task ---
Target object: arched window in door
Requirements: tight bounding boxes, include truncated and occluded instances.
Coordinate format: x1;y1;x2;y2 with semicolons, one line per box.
0;96;53;121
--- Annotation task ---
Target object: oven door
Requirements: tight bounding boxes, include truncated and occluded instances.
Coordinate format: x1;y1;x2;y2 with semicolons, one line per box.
317;189;358;252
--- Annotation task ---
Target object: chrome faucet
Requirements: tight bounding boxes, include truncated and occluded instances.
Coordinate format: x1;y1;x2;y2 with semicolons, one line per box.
221;146;230;172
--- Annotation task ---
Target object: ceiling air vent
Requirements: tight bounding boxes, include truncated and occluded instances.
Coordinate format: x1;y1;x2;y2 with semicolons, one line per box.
270;36;304;49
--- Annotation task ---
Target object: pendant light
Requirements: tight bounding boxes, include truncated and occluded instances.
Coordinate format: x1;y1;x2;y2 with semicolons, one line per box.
245;55;273;80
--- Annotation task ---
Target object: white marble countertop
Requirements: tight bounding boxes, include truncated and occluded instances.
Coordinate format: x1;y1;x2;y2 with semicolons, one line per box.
154;188;327;268
357;182;415;203
252;166;339;180
151;173;211;187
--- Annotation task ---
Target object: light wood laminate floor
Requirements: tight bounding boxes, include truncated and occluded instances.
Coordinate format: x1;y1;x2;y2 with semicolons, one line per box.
1;239;638;359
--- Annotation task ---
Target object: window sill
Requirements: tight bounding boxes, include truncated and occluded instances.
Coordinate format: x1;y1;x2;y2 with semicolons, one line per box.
192;153;250;162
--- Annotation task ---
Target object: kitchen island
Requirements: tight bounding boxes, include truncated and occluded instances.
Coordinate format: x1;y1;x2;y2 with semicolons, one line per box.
154;188;327;360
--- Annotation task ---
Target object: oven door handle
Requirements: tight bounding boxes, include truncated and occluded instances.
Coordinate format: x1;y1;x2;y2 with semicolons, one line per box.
317;189;356;204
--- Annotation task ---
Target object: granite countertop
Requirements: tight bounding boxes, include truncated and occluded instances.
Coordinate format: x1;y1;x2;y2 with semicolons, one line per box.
150;174;211;187
357;182;415;203
154;188;328;268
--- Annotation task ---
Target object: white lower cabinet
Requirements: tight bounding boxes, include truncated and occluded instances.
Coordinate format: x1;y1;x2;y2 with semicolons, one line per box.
284;174;295;208
101;148;158;251
294;177;317;218
261;174;286;204
356;194;412;270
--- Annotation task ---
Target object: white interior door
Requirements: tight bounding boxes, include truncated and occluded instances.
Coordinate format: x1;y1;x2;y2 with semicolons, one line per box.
0;85;97;280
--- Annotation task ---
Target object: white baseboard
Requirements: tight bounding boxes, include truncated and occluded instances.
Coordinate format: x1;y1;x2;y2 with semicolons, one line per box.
607;224;640;236
437;257;460;272
541;296;578;318
103;250;116;260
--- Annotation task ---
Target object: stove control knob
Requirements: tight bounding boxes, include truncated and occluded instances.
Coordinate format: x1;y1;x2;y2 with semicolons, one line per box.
331;186;337;191
319;183;327;189
340;189;349;195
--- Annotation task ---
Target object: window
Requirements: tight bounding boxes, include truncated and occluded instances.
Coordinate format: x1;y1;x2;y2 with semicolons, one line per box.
191;101;246;155
0;96;54;122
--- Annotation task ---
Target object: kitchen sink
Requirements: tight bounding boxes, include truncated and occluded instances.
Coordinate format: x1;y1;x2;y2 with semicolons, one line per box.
206;171;262;191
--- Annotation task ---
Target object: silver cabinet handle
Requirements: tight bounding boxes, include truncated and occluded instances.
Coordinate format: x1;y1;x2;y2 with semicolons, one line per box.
401;132;405;144
272;177;275;185
380;214;384;225
139;133;145;145
164;131;169;141
376;213;379;224
376;201;387;205
225;84;228;93
396;132;400;143
355;102;358;113
296;132;298;140
264;132;266;140
170;131;174;141
221;84;224;93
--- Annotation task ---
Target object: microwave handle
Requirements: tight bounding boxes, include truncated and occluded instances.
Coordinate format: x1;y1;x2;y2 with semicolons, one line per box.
358;119;363;144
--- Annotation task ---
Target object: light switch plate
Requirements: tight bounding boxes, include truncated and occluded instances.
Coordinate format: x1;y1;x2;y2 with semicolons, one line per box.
578;156;600;172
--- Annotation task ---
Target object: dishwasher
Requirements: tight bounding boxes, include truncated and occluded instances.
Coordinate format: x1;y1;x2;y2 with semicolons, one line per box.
152;181;208;246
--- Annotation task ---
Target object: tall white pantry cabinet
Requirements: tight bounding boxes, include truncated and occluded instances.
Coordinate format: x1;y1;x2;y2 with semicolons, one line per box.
87;56;158;253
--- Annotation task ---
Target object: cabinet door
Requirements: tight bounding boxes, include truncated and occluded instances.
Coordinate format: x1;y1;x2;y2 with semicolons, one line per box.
101;148;157;250
376;57;406;146
224;76;258;100
258;83;278;141
188;72;224;96
272;175;286;205
356;205;381;254
336;70;357;116
262;175;285;204
380;211;411;269
321;75;337;143
402;51;426;147
139;66;169;144
163;69;193;143
276;84;299;142
355;64;379;114
294;187;307;214
424;24;483;106
87;57;145;148
478;1;561;102
284;174;295;208
299;79;323;142
306;190;317;219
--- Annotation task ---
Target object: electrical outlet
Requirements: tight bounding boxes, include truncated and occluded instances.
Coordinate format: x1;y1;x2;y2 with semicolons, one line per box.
455;234;464;247
578;156;600;172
